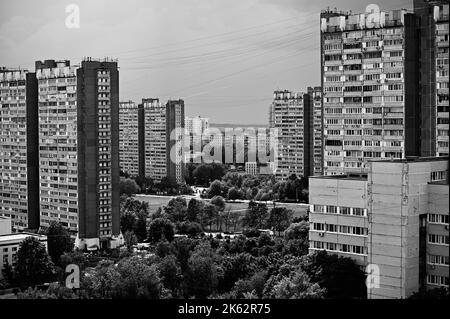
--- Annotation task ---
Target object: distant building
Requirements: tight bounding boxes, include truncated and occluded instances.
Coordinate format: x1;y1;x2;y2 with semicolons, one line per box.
307;86;324;176
185;115;209;163
185;115;209;136
309;156;449;298
119;101;140;177
0;67;39;231
0;231;48;278
166;100;185;185
142;98;185;184
245;162;258;175
269;90;317;180
0;216;12;235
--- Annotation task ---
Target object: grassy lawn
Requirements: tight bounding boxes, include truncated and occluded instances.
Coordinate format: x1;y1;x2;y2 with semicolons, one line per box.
135;195;309;227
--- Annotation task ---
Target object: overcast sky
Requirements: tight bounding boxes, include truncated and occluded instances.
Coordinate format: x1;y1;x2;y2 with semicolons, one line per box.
0;0;412;124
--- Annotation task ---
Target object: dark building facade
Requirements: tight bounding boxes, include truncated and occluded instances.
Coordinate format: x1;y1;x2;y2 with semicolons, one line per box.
166;99;185;184
76;58;120;249
414;0;449;157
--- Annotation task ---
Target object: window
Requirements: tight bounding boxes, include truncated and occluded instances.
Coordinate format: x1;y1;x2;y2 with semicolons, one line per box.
428;214;449;224
353;208;365;216
427;274;449;286
326;206;337;214
428;255;449;266
428;234;449;245
431;171;448;182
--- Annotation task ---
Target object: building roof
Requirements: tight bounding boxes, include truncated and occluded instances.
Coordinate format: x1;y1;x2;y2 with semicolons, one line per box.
0;232;47;243
369;156;449;164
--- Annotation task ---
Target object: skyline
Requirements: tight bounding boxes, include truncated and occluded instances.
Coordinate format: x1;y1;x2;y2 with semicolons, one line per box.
1;0;413;124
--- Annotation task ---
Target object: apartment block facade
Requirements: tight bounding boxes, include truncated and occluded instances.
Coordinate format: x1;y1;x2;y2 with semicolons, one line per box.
76;58;121;250
269;90;317;180
308;86;324;176
415;0;449;157
309;157;449;298
0;68;39;231
142;98;166;183
119;101;140;177
166;100;185;184
321;7;421;175
36;60;79;232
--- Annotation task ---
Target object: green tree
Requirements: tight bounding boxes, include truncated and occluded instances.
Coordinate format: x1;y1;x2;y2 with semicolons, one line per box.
134;213;148;242
119;178;141;196
124;231;138;251
301;250;367;299
45;221;74;265
187;198;204;222
200;203;219;231
242;201;268;229
164;197;188;222
15;237;55;288
120;211;136;234
157;255;182;294
271;269;325;299
267;207;293;236
227;187;242;200
185;243;220;298
207;180;224;198
148;218;175;242
285;221;309;240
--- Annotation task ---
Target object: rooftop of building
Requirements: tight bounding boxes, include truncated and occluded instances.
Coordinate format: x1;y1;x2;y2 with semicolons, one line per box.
0;232;47;243
369;156;449;164
310;173;368;181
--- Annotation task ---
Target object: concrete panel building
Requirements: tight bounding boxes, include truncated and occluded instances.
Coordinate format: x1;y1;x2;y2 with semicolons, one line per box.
414;0;449;157
119;100;140;177
309;157;449;298
320;6;421;175
141;98;185;184
76;58;121;250
0;68;39;231
309;174;369;267
166;100;185;185
36;60;79;232
269;89;321;180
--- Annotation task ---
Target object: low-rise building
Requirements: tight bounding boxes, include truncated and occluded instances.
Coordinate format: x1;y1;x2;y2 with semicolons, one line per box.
309;156;449;298
0;231;47;278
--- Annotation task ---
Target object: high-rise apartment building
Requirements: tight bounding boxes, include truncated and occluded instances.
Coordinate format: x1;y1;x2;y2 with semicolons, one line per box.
166;100;185;184
320;7;421;175
36;60;79;232
119;101;140;177
141;98;185;184
185;115;209;163
76;58;121;250
269;90;306;180
308;86;324;176
309;157;449;298
185;115;209;136
414;0;449;157
143;98;166;183
0;68;39;231
269;90;314;180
